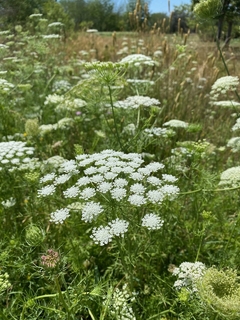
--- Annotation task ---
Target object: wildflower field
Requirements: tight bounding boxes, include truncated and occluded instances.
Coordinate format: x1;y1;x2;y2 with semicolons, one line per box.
1;15;240;320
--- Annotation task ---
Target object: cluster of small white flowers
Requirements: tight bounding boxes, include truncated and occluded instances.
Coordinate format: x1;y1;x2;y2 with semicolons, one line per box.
211;100;240;108
1;197;16;208
38;150;179;242
50;208;70;224
39;123;57;135
227;137;240;153
86;29;98;33
144;127;172;137
0;44;9;49
210;76;239;100
0;78;14;91
57;117;74;129
48;22;64;28
104;284;136;320
42;34;61;39
29;13;43;18
44;94;64;106
218;166;240;187
120;54;155;67
141;213;164;230
91;218;129;245
127;79;154;85
55;98;87;112
0;30;10;35
0;141;35;171
52;80;72;94
163;119;188;128
114;96;160;109
232;118;240;131
173;261;206;292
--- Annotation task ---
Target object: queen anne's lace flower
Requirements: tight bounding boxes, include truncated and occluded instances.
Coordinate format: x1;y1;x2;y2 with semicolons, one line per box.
173;261;206;292
50;208;70;224
91;226;112;245
82;201;104;222
38;185;56;197
218;166;240;187
38;150;179;240
210;76;239;100
110;187;127;201
63;186;80;198
128;194;146;206
147;190;164;203
109;218;129;237
141;213;164;230
163;119;188;128
0;141;35;171
114;96;160;109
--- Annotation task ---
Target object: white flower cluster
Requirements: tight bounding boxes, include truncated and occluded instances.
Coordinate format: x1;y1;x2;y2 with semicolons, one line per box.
44;94;64;106
52;80;72;94
218;166;240;187
163;119;188;128
232;118;240;131
55;98;87;112
42;34;61;39
38;150;179;243
120;54;155;66
210;76;239;100
29;13;43;18
0;78;14;91
227;137;240;153
144;127;173;137
211;100;240;108
48;22;64;28
104;284;136;320
173;261;206;292
114;96;160;109
39;118;75;135
0;141;35;171
1;197;16;208
141;213;164;230
91;218;129;246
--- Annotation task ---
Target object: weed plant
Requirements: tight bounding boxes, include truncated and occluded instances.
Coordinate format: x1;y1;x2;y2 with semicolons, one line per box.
0;9;240;320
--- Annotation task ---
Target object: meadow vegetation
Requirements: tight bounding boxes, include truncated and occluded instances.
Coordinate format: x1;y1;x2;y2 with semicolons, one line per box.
0;10;240;320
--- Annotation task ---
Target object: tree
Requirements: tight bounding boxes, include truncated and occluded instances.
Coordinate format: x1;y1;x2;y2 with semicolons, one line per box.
60;0;87;30
0;0;52;26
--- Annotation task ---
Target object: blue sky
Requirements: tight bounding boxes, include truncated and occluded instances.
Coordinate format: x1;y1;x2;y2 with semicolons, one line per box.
149;0;191;13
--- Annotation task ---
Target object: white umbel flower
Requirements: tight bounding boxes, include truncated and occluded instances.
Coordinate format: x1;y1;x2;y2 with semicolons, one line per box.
91;226;112;246
81;201;104;222
173;261;206;292
128;194;146;206
63;186;80;198
109;218;129;237
38;185;56;197
141;213;164;230
114;95;160;110
110;187;127;201
163;119;188;128
50;208;70;224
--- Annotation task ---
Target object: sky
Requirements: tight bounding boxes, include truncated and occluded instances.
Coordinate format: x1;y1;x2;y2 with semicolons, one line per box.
149;0;191;13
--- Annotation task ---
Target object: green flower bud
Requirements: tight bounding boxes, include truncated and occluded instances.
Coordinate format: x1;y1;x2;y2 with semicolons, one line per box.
25;224;45;246
194;0;223;19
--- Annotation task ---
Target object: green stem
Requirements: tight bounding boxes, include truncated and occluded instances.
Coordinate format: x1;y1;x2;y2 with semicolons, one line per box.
108;85;123;150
